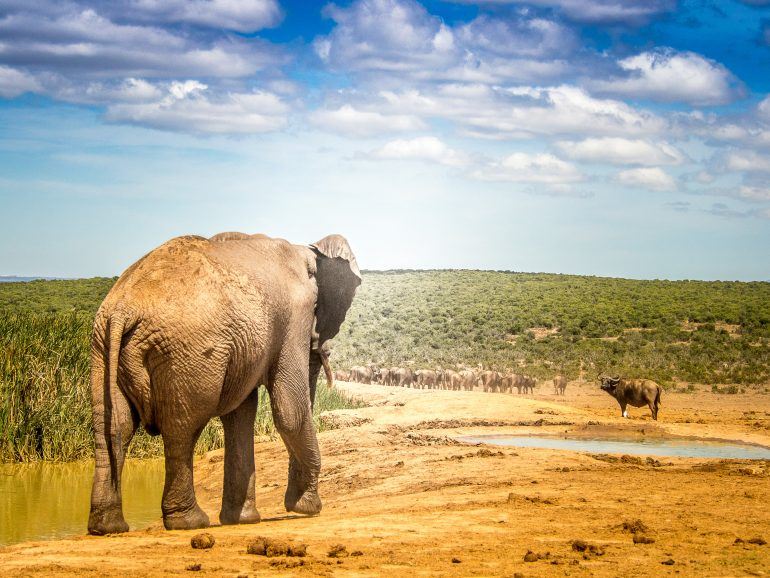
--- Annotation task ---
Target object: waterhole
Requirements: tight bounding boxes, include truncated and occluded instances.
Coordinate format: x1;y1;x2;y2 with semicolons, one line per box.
457;434;770;460
0;459;165;546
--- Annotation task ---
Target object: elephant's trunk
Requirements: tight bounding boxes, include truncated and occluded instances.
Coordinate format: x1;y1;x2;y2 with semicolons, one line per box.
320;350;334;389
308;351;321;411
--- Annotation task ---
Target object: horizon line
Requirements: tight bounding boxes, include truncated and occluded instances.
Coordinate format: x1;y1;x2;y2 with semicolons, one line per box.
2;270;769;284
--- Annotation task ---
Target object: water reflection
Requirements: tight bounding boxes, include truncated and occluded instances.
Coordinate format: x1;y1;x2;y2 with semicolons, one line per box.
0;459;164;546
458;434;770;459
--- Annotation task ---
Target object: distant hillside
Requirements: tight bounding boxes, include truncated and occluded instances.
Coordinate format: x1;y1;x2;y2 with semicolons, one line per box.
0;276;62;283
1;272;769;386
332;271;770;386
0;277;114;311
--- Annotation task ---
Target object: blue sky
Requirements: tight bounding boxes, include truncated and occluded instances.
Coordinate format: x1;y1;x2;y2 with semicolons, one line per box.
1;0;769;280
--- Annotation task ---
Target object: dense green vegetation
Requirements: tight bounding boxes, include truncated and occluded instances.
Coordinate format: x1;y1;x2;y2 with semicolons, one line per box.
333;271;770;386
1;271;769;460
0;277;115;314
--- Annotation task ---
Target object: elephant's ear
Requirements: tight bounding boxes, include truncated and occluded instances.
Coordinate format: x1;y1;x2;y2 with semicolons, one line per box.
309;234;361;347
310;234;361;281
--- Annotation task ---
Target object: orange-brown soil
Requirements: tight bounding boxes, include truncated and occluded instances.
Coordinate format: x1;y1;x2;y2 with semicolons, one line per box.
1;382;769;577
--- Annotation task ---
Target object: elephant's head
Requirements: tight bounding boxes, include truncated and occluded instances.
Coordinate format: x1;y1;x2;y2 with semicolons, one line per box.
310;234;360;344
307;234;361;402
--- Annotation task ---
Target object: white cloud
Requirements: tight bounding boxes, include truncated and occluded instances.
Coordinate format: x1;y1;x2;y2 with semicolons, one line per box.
366;136;469;166
595;49;741;106
680;111;770;151
446;84;666;139
666;200;691;212
450;0;675;25
316;0;455;73
737;185;770;201
617;167;676;191
456;15;576;59
315;0;579;85
726;150;770;173
105;81;289;134
0;5;280;81
555;137;684;166
367;84;666;141
758;95;770;123
49;77;163;105
0;65;41;98
705;202;770;220
694;171;716;184
309;104;426;137
121;0;283;32
472;152;583;184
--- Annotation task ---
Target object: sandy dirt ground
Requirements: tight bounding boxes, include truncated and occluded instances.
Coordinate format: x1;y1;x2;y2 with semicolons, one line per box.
1;381;769;577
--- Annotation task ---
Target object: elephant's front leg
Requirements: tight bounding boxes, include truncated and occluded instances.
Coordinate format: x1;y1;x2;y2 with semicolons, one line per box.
220;388;260;525
280;416;322;516
269;360;322;516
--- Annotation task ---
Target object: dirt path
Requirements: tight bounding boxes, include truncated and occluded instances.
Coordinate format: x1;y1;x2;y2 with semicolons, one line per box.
2;382;769;577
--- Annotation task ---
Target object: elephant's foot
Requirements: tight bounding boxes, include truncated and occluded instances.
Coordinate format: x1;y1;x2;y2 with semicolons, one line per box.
88;507;129;535
219;501;261;525
285;490;322;516
163;504;210;531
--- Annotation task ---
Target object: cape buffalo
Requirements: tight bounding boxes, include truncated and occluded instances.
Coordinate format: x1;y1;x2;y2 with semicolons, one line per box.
600;376;661;420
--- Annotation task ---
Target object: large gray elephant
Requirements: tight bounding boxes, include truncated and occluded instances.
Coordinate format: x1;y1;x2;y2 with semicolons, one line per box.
349;366;372;384
377;367;391;386
481;370;502;392
392;367;414;387
443;369;461;391
87;232;360;535
459;369;477;391
415;369;438;389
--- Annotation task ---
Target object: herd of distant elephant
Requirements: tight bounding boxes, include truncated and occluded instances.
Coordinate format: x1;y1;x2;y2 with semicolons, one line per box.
336;366;569;395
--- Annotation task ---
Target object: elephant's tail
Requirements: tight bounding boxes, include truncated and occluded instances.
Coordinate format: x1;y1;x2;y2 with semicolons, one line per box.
105;312;127;459
655;385;662;408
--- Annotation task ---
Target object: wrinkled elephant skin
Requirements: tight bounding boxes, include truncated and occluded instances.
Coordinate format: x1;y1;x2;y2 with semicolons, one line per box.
88;233;360;535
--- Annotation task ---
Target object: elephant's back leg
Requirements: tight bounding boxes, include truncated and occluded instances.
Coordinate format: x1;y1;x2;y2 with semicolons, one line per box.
87;314;144;536
147;349;226;531
220;388;261;525
89;350;140;535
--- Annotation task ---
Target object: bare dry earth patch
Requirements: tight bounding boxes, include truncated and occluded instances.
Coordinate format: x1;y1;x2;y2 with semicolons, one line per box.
1;381;769;577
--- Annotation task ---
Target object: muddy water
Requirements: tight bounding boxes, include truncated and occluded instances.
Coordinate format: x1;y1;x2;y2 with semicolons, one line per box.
0;459;165;546
458;434;770;459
